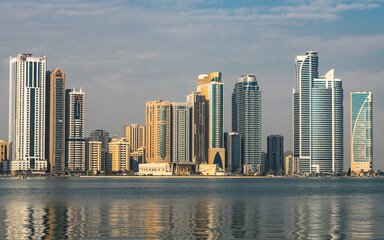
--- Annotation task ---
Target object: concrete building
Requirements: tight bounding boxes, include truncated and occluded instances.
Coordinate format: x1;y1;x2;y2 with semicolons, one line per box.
87;130;110;172
232;74;262;173
266;135;284;173
124;124;145;153
293;51;343;173
172;102;190;163
145;100;172;163
65;88;85;171
224;132;241;173
48;68;66;173
0;140;8;172
8;54;48;171
130;147;144;172
109;138;130;172
351;92;373;172
197;72;225;170
187;91;208;164
87;141;102;172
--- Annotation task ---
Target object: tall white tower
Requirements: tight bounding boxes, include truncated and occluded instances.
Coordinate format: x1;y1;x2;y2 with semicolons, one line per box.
66;88;85;171
8;53;48;171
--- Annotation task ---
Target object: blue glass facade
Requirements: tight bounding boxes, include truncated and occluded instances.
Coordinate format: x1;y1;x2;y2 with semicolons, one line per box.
293;51;343;173
351;92;373;172
232;75;261;171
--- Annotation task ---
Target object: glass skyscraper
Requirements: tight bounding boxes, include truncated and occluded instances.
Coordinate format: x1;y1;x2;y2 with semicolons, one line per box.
197;72;225;170
350;92;373;172
293;51;343;173
232;74;261;173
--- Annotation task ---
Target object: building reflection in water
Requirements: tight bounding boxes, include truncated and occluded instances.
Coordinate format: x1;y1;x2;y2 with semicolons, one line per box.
0;194;377;239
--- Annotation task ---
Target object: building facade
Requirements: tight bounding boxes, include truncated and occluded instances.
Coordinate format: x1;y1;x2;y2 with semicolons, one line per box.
224;132;241;173
172;102;190;163
232;74;261;172
87;141;102;172
87;130;111;172
8;54;47;171
145;100;172;163
293;51;343;173
48;68;66;173
350;92;373;172
124;124;145;153
65;88;85;171
266;135;284;173
197;72;225;170
187;91;208;164
109;138;130;171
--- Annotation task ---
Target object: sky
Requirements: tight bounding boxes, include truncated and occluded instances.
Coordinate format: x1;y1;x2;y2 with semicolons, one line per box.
0;0;383;170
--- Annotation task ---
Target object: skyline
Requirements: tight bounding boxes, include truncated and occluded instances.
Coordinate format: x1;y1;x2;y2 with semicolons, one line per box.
0;0;383;169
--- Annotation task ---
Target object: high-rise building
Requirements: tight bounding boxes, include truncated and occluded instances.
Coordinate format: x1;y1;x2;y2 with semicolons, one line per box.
145;100;172;163
124;124;145;153
109;138;130;171
266;135;284;173
172;102;190;163
293;51;343;173
224;132;241;173
197;72;225;170
65;88;85;171
48;68;66;173
87;141;102;172
8;54;48;171
350;92;373;172
87;130;111;171
187;91;208;164
232;74;261;173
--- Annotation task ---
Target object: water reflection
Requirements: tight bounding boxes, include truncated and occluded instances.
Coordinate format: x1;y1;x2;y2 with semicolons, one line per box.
0;179;382;239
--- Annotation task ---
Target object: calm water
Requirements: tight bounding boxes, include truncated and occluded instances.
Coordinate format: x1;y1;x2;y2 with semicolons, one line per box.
0;177;383;239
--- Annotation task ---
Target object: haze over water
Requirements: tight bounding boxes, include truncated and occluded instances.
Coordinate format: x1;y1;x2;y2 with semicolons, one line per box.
0;177;383;239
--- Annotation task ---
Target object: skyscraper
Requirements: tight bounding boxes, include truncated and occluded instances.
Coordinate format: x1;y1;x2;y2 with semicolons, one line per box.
232;74;261;173
187;91;208;164
293;51;343;173
48;68;66;173
224;132;241;173
124;124;145;153
266;135;284;173
65;88;85;171
8;54;48;171
145;100;172;163
172;102;190;163
197;72;225;170
351;92;373;172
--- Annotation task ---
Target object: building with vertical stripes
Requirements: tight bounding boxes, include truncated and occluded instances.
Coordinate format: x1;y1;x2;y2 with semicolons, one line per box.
172;102;190;163
232;74;261;173
8;54;47;171
145;100;172;163
351;91;373;172
48;68;66;173
293;51;343;173
197;72;225;170
65;88;85;171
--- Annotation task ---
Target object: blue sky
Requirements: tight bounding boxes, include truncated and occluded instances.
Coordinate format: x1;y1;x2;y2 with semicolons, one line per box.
0;0;383;169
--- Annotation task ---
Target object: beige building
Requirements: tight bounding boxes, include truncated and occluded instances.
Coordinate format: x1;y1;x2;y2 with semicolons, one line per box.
87;141;102;172
197;73;225;170
124;124;145;153
145;100;172;163
109;138;130;171
0;140;8;164
49;68;66;173
285;155;299;175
